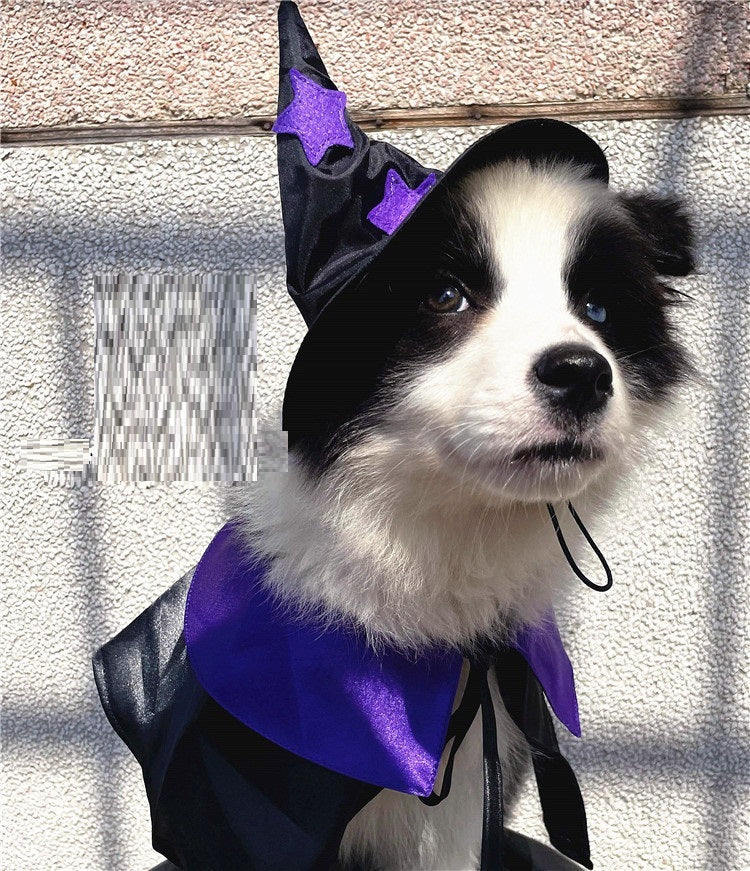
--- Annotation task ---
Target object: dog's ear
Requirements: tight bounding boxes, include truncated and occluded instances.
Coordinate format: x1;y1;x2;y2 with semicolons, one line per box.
619;193;696;276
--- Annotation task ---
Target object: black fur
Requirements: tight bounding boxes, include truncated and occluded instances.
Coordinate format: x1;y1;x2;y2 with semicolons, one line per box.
618;193;696;276
565;197;696;401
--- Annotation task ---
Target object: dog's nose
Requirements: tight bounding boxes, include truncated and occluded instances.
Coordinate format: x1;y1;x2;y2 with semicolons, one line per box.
533;343;613;417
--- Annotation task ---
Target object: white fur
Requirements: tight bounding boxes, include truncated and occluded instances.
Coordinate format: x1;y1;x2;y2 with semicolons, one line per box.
226;161;662;869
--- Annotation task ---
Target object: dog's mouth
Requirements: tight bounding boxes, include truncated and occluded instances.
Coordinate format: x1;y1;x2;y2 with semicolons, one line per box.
510;438;604;465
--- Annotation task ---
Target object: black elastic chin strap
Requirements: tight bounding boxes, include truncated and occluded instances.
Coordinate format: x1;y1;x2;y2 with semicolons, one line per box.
546;501;613;592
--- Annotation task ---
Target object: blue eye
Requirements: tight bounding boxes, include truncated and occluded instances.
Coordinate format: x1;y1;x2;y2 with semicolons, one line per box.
586;302;607;323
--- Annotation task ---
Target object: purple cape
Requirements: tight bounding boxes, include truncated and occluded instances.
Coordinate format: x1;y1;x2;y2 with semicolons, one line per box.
184;520;580;797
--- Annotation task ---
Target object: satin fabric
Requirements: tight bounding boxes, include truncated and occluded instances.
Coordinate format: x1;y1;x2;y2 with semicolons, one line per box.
94;570;381;870
183;520;463;797
511;617;581;737
93;555;591;869
276;0;443;329
183;520;582;798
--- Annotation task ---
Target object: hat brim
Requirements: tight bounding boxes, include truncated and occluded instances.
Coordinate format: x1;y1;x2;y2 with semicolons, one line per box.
282;118;609;437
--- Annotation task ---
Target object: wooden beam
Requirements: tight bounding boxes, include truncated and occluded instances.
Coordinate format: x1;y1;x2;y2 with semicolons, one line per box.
2;92;748;148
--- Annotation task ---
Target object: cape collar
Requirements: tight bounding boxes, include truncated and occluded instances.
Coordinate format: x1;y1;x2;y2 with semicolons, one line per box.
184;519;580;796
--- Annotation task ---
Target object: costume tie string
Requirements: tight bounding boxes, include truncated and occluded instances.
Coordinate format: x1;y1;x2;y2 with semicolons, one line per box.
417;497;609;868
478;663;504;870
418;659;504;869
419;648;592;869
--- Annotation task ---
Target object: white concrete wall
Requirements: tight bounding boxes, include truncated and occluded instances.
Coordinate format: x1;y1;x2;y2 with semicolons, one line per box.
2;115;748;870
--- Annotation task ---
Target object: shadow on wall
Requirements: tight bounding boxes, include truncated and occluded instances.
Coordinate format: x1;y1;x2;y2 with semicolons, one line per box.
2;215;283;869
665;8;750;868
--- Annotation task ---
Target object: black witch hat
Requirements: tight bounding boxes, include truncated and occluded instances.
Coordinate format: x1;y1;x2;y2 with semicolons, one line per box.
273;0;609;434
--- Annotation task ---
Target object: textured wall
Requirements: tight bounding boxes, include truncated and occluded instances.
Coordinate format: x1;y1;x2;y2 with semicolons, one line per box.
2;114;748;870
3;0;749;128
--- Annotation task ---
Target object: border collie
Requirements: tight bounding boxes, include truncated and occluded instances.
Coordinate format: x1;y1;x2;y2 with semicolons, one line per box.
227;156;695;869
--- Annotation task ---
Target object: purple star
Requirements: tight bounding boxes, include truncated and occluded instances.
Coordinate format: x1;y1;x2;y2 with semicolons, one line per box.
366;169;438;235
272;68;355;166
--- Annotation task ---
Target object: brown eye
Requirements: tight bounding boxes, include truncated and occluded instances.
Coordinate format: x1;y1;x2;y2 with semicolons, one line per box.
423;285;470;314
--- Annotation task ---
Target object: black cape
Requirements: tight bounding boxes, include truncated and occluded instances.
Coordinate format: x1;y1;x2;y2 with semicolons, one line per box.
93;568;592;870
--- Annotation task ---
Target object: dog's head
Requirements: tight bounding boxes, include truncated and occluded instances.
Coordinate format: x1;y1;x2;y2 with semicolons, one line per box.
284;157;695;506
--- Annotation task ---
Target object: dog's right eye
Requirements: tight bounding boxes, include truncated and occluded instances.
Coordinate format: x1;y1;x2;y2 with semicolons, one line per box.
422;285;470;314
585;301;607;323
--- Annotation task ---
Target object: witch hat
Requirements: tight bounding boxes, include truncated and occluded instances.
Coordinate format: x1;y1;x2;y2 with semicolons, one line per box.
273;0;609;435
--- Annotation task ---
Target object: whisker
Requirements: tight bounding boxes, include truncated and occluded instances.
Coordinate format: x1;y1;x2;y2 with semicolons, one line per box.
614;342;674;363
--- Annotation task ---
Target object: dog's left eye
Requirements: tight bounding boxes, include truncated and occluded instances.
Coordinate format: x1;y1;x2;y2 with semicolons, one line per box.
585;302;607;323
422;285;470;314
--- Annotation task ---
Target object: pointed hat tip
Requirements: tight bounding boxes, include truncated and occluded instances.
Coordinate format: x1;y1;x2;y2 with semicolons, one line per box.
277;0;335;98
278;0;301;20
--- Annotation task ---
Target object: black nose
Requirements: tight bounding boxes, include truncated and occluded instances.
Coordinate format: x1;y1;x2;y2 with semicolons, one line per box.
533;342;613;417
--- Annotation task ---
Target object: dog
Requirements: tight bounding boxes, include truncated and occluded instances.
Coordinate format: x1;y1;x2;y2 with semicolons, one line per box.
226;155;695;870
